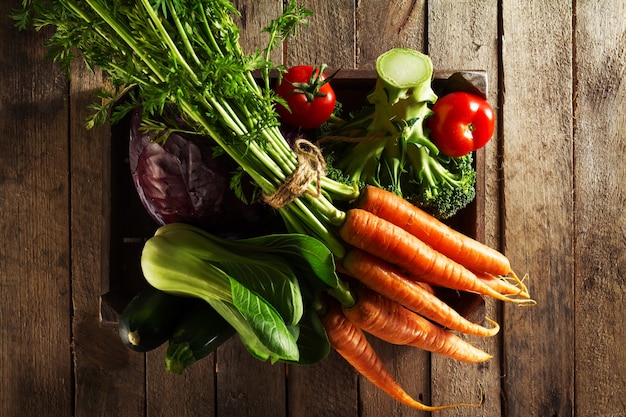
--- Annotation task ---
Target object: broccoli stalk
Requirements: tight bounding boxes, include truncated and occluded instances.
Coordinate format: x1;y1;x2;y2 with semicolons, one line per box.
322;48;476;219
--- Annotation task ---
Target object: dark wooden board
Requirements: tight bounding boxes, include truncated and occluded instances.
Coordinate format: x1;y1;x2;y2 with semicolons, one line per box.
426;3;502;415
573;1;626;414
500;2;576;416
4;1;624;416
0;10;73;417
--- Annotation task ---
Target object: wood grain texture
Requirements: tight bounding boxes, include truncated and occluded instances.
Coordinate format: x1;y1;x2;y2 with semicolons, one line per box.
216;337;286;417
0;5;72;416
2;1;626;416
359;339;432;417
427;0;501;249
287;351;359;417
356;0;426;68
352;3;432;417
574;1;626;414
427;2;502;416
284;0;356;68
501;1;575;416
69;56;147;417
146;346;218;416
282;2;359;414
233;0;283;63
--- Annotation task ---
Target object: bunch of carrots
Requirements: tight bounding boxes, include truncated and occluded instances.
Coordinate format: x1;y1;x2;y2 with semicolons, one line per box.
320;185;534;411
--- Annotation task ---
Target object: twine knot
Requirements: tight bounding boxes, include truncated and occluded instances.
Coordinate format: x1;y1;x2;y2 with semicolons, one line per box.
262;139;326;209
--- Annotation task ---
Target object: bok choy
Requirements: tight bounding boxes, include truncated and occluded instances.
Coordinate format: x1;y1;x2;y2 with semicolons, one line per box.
141;222;341;364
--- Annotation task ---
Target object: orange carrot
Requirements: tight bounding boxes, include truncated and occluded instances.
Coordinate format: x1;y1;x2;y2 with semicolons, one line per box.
343;286;493;362
342;248;499;337
338;259;435;295
320;301;481;412
416;281;437;296
356;185;516;277
338;208;532;304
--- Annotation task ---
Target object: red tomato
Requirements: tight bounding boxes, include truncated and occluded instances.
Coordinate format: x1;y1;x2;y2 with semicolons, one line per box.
275;65;336;129
427;92;495;157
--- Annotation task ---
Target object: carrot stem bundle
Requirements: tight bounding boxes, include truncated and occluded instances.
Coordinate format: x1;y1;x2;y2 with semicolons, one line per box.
342;248;499;337
320;301;481;412
356;185;518;278
338;208;533;304
343;287;493;362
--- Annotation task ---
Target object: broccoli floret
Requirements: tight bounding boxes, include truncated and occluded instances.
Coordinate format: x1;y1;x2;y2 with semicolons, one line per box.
319;48;476;219
324;120;476;220
405;145;476;219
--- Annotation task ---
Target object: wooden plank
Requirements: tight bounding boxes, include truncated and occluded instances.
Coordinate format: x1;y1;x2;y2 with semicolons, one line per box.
284;0;356;69
208;3;288;416
426;2;502;416
0;5;73;416
501;1;574;416
282;74;369;417
427;0;501;249
287;351;359;417
354;3;433;416
281;2;358;416
233;0;284;63
69;61;147;416
146;346;218;416
216;337;287;417
573;1;626;414
356;0;427;69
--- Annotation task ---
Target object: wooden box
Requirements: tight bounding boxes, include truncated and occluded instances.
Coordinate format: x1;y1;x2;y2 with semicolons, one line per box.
99;70;489;327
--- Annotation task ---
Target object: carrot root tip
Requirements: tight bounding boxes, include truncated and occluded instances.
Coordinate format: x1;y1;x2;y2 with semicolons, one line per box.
485;272;535;304
484;317;501;336
506;271;531;296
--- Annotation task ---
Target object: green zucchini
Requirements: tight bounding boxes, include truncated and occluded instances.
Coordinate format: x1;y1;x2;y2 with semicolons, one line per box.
118;285;190;352
164;300;236;375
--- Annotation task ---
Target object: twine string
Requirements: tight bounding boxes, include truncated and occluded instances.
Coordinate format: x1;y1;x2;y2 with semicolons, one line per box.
262;138;327;209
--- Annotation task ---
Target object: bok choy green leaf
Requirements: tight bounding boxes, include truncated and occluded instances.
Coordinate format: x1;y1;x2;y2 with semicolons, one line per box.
141;222;339;364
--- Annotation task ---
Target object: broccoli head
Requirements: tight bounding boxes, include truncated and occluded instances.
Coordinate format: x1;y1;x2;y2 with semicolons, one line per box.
323;120;476;220
405;145;476;219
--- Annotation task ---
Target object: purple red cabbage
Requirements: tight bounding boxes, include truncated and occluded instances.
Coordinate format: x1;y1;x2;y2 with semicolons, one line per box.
129;108;282;236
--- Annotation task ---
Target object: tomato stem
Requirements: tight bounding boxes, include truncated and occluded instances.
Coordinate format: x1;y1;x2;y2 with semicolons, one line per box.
288;64;340;102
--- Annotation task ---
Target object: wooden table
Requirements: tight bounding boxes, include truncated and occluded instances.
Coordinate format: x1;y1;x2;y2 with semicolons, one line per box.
1;1;624;416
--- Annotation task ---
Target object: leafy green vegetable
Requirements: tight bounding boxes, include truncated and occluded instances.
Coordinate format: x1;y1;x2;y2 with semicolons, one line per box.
240;234;339;291
141;222;341;363
14;0;358;257
321;48;476;219
283;308;330;365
